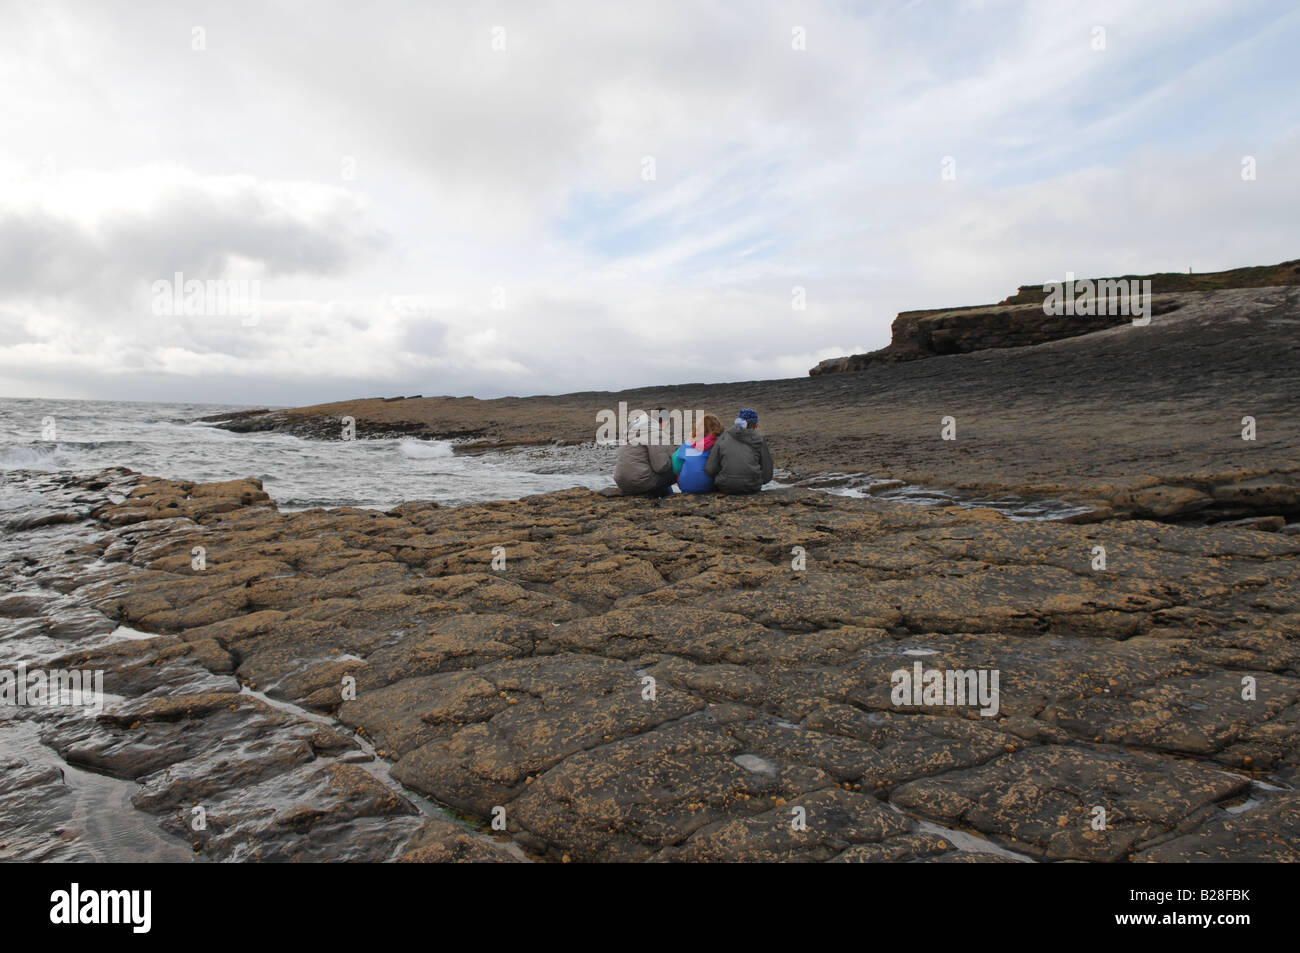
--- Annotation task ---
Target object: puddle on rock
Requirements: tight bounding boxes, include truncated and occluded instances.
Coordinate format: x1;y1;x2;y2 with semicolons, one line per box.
0;717;198;863
779;472;1100;522
884;803;1036;863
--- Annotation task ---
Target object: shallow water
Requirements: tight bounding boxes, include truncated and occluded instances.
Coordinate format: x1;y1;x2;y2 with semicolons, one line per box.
779;471;1099;522
913;817;1037;863
0;718;199;863
0;483;201;862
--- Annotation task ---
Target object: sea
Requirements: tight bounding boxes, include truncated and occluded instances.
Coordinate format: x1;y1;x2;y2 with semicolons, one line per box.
0;397;617;513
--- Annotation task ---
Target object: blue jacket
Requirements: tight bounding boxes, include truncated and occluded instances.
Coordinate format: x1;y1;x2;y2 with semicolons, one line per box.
675;442;715;493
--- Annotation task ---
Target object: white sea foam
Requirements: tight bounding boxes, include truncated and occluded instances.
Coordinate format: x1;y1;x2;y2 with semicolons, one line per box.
0;444;72;470
397;437;454;459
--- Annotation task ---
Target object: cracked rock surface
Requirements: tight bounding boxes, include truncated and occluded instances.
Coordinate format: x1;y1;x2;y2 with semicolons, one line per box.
5;468;1293;862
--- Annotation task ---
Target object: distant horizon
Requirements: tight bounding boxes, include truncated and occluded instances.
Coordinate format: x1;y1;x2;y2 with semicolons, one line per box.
4;250;1295;408
4;0;1298;406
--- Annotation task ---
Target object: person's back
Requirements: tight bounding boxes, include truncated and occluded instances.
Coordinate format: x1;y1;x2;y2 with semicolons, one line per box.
614;410;676;496
705;409;773;494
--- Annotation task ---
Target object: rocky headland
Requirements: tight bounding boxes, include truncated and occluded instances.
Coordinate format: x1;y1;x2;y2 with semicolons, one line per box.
810;258;1300;374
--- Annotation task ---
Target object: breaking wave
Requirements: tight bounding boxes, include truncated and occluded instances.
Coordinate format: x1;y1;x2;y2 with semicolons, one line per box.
397;437;454;459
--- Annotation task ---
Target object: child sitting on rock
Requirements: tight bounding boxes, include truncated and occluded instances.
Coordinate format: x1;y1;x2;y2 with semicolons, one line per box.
673;414;724;493
705;408;774;494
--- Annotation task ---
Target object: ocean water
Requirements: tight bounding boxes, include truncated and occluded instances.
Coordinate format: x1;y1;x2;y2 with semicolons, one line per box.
0;397;617;511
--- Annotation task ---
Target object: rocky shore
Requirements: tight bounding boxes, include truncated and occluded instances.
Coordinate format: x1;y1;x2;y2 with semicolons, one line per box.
4;268;1297;863
3;465;1297;862
202;283;1300;525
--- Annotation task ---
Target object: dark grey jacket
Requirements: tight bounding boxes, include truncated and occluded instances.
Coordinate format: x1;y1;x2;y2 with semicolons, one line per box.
705;425;774;494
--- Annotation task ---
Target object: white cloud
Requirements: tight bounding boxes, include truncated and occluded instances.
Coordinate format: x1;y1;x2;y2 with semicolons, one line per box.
0;0;1296;403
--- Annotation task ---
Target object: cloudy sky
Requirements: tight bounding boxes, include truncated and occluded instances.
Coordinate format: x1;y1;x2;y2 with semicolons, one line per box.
2;0;1297;406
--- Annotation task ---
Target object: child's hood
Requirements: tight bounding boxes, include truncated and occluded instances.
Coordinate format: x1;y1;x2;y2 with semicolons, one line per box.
728;424;765;445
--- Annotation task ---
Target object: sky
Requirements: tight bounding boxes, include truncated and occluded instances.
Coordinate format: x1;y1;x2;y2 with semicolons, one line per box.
1;0;1297;406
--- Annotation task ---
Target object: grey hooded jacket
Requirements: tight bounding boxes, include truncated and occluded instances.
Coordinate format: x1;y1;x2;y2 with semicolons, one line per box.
705;424;774;494
613;418;676;494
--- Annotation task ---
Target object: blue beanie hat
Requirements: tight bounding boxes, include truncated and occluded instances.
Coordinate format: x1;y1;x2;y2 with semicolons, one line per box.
739;408;758;425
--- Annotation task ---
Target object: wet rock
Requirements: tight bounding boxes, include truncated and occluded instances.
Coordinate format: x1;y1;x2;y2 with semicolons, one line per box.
0;594;50;618
507;715;831;861
1211;480;1299;513
52;635;237;698
0;744;82;862
42;691;320;781
831;831;959;863
162;763;423;862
